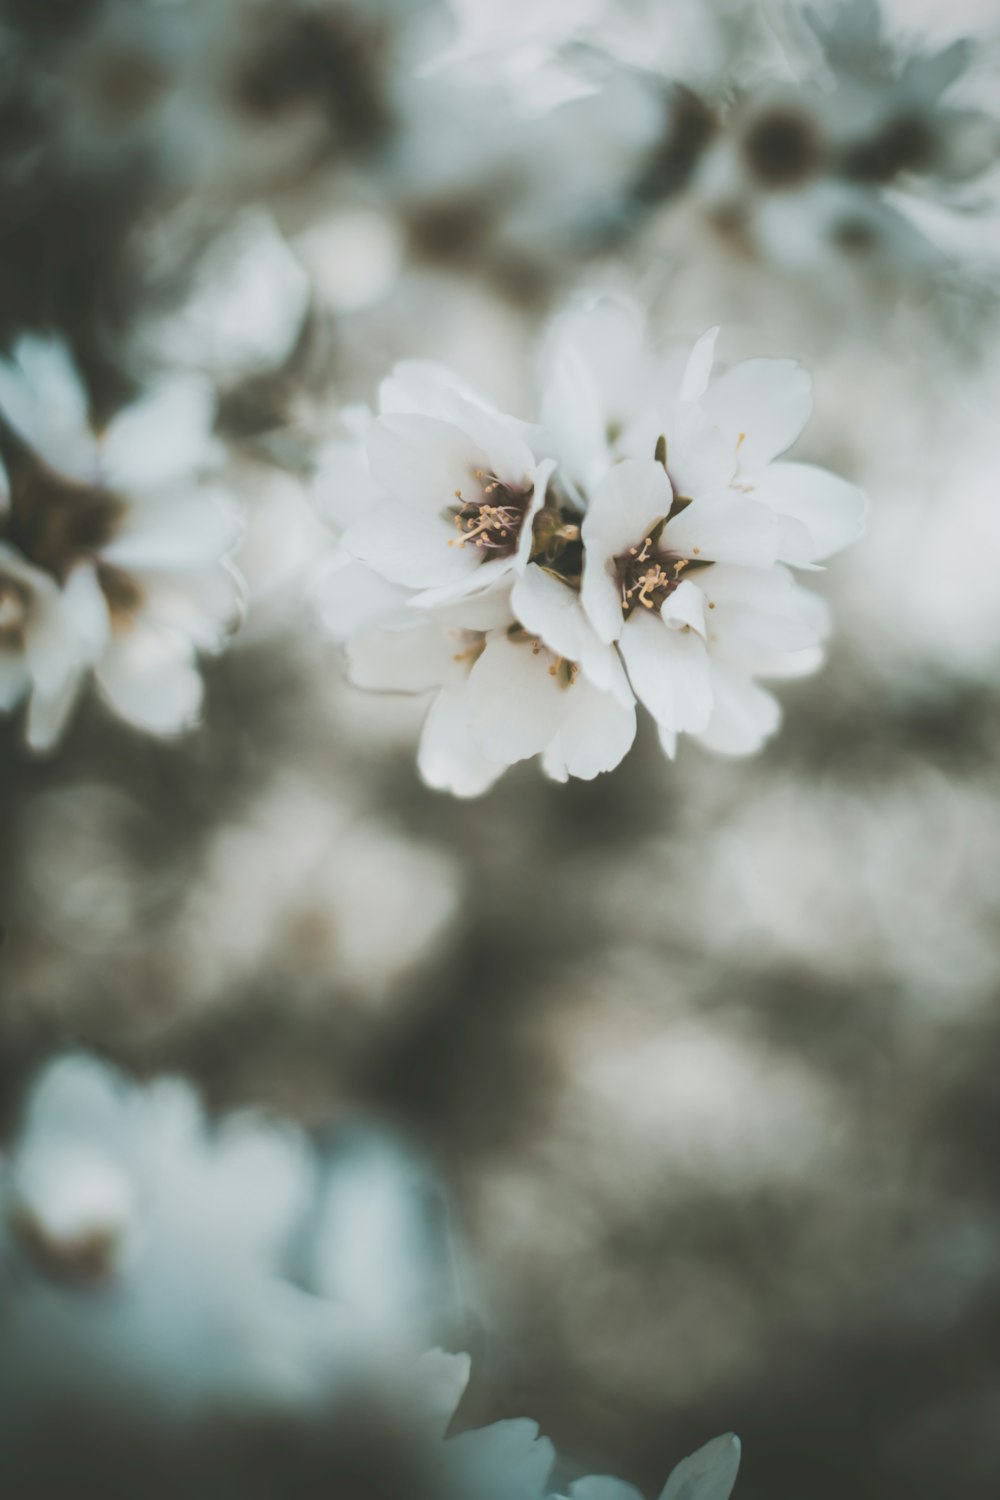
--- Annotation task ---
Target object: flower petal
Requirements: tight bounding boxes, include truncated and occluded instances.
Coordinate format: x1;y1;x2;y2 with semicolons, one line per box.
660;1433;741;1500
678;326;720;403
317;555;410;641
619;608;712;736
663;495;779;568
703;358;812;469
695;666;782;756
344;498;483;590
541;677;636;782
346;621;470;694
465;631;566;764
101;486;241;572
754;462;867;564
100;377;219;493
417;686;506;798
25;668;85;752
0;337;96;481
95;627;204;736
581;460;673;644
0;650;29;710
511;564;633;705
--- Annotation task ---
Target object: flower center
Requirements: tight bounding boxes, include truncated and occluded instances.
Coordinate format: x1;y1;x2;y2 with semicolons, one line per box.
0;578;29;646
449;470;531;559
615;530;692;619
506;622;579;686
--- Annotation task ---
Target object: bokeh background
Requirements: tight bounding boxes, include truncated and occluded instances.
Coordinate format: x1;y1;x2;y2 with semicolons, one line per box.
3;0;1000;1495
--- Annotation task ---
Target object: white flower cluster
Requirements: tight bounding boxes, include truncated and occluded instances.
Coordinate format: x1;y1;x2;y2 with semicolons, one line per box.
0;338;243;749
317;299;866;796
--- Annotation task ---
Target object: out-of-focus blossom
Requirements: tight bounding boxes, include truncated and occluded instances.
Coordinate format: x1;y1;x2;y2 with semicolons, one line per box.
316;299;863;791
689;0;1000;279
0;336;243;747
0;1053;320;1418
0;1052;470;1432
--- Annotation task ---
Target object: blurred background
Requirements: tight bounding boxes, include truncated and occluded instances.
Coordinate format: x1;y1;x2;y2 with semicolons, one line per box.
2;0;1000;1495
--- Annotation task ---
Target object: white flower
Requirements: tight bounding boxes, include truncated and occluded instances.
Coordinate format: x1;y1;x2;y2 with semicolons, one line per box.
316;304;862;791
544;304;865;756
0;1053;468;1428
690;0;999;276
331;572;635;795
339;363;554;611
0;539;84;751
0;336;243;747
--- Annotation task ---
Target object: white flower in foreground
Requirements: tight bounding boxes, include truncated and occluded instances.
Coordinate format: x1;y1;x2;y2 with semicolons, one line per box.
324;567;636;795
316;303;863;792
340;362;554;610
543;303;865;756
0;336;243;748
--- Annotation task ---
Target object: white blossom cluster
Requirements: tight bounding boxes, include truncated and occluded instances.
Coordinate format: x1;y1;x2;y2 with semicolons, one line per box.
316;299;865;795
0;339;244;748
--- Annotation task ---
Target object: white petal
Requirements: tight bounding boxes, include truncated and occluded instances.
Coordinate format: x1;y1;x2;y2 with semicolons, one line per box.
101;377;219;493
619;609;712;736
703;358;812;469
367;414;488;513
678;327;720;403
101;486;241;571
539;344;611;491
0;650;29;710
660;578;707;637
0;337;96;481
446;1420;555;1500
701;564;830;662
541;677;636;782
695;666;782;756
659;1433;741;1500
582;458;673;560
581;460;673;644
26;669;85;752
465;631;566;764
95;627;203;736
312;428;380;532
344;499;482;590
663;496;779;568
570;1480;644;1500
379;360;499;423
346;621;470;693
417;686;506;797
316;555;410;641
63;563;112;661
511;564;633;705
133;566;243;653
754;462;867;564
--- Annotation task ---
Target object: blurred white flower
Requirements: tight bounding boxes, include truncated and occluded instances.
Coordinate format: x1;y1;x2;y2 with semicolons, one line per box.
0;1053;471;1432
690;0;1000;277
0;1053;322;1417
0;336;243;746
0;539;83;751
